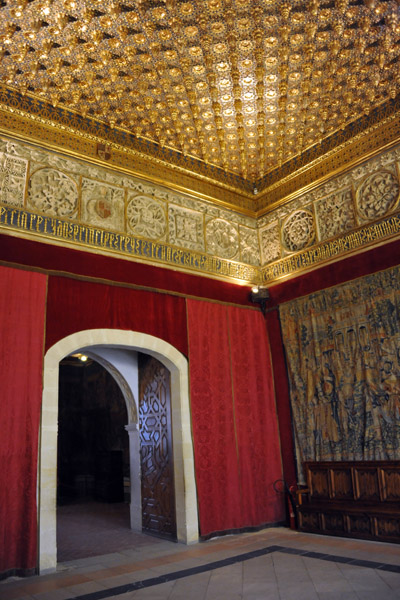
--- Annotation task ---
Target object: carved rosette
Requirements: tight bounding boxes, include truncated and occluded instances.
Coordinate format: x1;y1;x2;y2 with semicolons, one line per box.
127;194;167;239
316;190;355;241
28;167;78;217
206;218;239;260
259;222;281;265
282;210;315;253
356;171;399;221
168;205;204;251
239;225;260;266
81;178;124;231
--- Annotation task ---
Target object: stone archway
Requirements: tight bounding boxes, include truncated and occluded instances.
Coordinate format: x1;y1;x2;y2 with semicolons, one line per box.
39;329;199;574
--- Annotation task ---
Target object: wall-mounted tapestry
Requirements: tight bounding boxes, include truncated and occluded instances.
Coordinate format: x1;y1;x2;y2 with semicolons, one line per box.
279;265;400;482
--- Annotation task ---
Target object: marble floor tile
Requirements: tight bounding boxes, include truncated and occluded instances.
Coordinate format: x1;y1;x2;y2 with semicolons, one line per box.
2;522;400;600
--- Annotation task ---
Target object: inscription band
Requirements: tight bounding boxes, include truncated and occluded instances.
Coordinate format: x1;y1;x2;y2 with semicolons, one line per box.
0;205;259;284
2;206;399;287
262;213;400;284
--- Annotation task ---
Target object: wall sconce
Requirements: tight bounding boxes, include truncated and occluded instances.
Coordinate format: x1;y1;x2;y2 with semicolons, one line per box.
249;286;269;315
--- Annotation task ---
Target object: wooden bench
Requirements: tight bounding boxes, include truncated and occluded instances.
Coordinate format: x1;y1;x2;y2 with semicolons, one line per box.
296;460;400;543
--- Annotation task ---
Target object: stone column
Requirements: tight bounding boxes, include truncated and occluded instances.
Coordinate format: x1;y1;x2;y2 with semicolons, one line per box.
125;423;142;531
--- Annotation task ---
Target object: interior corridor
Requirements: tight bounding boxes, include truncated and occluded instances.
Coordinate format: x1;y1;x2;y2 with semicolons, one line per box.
2;520;400;600
57;502;165;563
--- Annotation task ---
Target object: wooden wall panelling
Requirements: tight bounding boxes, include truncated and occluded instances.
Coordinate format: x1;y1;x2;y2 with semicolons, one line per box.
297;461;400;544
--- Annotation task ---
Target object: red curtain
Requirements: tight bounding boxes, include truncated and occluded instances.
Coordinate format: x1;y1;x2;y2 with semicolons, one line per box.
0;266;47;578
0;234;254;306
46;275;188;356
187;299;284;536
265;310;297;487
187;300;242;534
228;307;285;526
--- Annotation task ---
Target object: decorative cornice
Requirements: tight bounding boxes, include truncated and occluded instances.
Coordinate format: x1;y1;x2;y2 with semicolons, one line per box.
256;103;400;214
262;213;400;286
1;84;400;220
2;203;400;288
0;85;255;204
0;204;260;285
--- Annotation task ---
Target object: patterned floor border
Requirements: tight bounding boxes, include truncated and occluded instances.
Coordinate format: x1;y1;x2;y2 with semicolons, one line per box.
66;545;400;600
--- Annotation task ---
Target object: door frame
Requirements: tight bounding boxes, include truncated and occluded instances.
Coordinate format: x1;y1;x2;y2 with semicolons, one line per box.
39;329;199;574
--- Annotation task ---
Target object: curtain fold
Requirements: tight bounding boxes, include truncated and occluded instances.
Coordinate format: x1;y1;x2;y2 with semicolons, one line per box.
228;307;284;526
0;265;47;578
279;265;400;481
264;310;297;487
187;299;284;536
187;300;242;534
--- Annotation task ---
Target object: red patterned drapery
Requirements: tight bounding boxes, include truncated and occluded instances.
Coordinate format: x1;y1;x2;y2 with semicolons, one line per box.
46;275;188;356
228;306;285;526
187;299;284;536
264;310;297;488
0;234;254;306
0;258;285;575
0;265;47;578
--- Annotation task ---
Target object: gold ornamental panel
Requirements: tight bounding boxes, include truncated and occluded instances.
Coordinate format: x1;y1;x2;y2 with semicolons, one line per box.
0;0;398;194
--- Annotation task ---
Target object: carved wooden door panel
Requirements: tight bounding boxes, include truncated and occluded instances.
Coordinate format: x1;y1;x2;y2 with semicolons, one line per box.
139;355;177;540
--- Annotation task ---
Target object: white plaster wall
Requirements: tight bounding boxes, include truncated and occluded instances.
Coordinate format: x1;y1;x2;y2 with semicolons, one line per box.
84;347;139;422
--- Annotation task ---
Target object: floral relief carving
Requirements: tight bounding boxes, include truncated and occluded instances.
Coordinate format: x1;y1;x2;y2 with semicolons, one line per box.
260;222;281;265
356;171;399;221
206;219;239;259
316;190;355;241
28;167;78;217
282;210;315;252
127;194;166;239
0;153;28;207
239;226;260;266
168;205;204;251
81;178;124;231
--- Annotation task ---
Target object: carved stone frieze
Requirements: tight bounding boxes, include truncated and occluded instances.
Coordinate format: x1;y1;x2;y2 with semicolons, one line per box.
259;222;281;266
123;178;172;203
168;205;204;251
282;210;315;253
356;171;399;222
0;135;257;261
81;178;124;232
239;226;260;266
203;203;255;229
127;194;167;240
28;167;78;217
206;219;239;260
316;190;355;242
3;133;400;284
0;152;28;207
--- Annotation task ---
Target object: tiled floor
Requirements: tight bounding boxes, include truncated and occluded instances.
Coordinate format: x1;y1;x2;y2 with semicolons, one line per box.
2;504;400;599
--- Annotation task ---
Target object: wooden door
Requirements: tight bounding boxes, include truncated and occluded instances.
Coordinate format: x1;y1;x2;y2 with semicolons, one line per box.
139;355;177;540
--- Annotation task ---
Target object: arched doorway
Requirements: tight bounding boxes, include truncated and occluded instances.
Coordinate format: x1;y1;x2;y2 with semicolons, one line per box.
39;330;199;574
57;355;131;561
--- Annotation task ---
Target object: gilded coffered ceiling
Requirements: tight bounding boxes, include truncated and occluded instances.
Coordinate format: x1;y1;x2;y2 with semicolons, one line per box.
0;0;399;202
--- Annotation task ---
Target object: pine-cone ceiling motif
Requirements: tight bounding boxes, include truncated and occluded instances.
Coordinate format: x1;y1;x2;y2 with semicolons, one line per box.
0;0;399;183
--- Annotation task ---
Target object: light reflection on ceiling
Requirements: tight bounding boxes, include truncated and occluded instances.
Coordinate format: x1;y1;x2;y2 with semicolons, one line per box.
0;0;399;184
